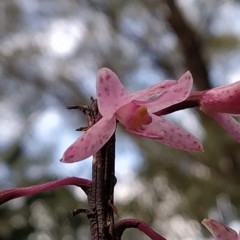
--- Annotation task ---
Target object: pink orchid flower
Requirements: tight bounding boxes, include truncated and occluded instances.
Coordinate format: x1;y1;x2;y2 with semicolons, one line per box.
62;68;203;163
202;219;240;240
200;81;240;143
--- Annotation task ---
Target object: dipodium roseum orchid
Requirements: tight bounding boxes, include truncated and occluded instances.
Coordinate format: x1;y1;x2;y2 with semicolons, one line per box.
202;219;239;240
200;81;240;143
62;68;203;163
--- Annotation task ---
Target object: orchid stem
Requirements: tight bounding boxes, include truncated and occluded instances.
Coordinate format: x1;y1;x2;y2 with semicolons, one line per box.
75;98;116;240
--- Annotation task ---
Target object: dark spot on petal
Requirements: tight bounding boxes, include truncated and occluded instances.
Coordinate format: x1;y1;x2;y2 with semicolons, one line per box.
104;87;110;95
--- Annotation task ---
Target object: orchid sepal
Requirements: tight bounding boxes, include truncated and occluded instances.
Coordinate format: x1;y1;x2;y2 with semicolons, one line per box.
61;116;116;163
126;114;203;152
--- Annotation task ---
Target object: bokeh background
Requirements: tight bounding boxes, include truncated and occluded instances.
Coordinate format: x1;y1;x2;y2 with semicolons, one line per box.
1;0;240;239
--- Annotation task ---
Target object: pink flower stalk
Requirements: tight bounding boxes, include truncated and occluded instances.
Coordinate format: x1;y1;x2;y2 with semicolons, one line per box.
0;177;91;205
62;68;203;163
202;219;239;240
114;218;166;240
200;81;240;143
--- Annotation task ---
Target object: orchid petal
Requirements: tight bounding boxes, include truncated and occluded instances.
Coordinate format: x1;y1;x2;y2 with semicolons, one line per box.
96;68;130;117
132;71;193;113
202;111;240;143
0;177;91;205
202;219;238;240
200;81;240;114
61;117;116;163
126;114;203;152
129;80;177;101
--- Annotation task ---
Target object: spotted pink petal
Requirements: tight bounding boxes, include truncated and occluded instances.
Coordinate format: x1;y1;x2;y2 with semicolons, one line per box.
200;81;240;114
0;177;91;205
96;68;130;118
126;114;203;152
201;111;240;143
129;80;177;101
132;71;193;113
202;219;238;240
61;117;116;163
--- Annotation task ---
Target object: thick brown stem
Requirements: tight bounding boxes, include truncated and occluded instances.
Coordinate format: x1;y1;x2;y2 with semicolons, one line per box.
75;99;116;240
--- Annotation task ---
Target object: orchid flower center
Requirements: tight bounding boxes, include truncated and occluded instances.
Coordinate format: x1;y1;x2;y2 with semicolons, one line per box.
127;106;152;129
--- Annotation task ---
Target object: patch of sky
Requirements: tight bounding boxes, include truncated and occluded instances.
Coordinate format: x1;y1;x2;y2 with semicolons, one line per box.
120;3;148;38
116;34;139;62
0;162;11;186
29;108;62;146
227;69;240;84
210;49;240;87
74;66;97;97
18;0;76;30
225;53;240;84
45;19;85;57
114;176;145;203
209;2;240;36
229;220;240;234
0;103;24;149
158;32;178;53
0;33;32;57
177;0;216;32
127;63;165;93
164;215;204;240
115;129;144;178
87;11;113;52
